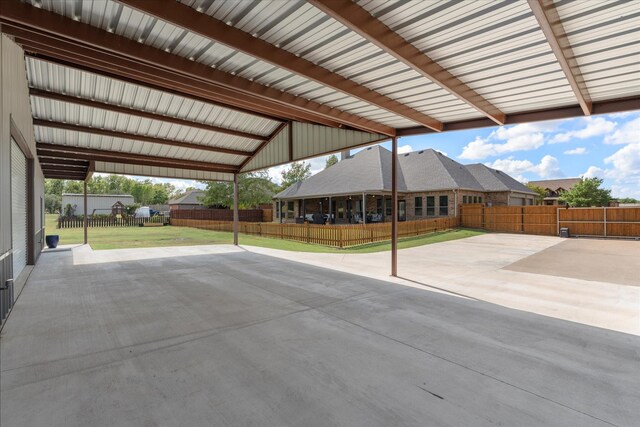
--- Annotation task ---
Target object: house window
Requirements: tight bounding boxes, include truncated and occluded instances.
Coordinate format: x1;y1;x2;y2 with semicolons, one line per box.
376;198;383;215
414;197;423;216
337;200;344;219
463;195;468;204
385;197;392;216
478;196;483;204
426;196;435;216
439;195;448;216
287;201;294;219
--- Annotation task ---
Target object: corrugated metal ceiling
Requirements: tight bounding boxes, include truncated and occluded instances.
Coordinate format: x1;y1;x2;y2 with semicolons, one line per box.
10;0;640;180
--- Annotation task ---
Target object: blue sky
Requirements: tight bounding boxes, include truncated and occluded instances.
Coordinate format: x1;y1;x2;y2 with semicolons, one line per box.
130;111;640;199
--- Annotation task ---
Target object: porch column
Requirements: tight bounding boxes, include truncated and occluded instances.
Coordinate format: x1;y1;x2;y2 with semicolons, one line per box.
83;178;88;245
233;174;239;245
302;199;306;219
362;192;366;224
391;136;398;277
328;197;332;224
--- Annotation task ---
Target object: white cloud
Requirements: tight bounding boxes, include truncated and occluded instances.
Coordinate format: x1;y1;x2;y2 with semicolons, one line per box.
583;166;604;179
534;155;564;179
563;147;587;155
604;116;640;145
398;144;413;154
582;143;640;199
485;155;563;179
550;116;616;143
459;122;555;160
485;158;535;176
266;155;330;185
604;143;640;180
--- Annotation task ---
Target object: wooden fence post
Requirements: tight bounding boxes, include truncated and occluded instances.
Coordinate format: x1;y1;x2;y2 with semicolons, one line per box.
339;227;343;249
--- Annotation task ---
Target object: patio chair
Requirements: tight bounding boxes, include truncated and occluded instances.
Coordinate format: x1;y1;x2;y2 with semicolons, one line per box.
312;212;325;225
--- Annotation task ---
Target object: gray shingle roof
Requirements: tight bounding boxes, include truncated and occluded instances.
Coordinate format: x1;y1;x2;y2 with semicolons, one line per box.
528;178;582;191
465;164;534;193
274;146;536;199
169;189;206;205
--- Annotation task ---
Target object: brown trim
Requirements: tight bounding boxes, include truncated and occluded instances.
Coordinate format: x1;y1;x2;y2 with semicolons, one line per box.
86;161;95;181
39;158;89;167
33;119;253;157
43;174;86;180
40;167;88;174
9;117;33;159
118;0;442;132
309;0;504;126
396;97;640;137
1;3;395;136
288;121;294;162
391;136;398;277
239;122;288;171
528;0;591;115
29;88;269;141
26;159;34;265
36;144;239;173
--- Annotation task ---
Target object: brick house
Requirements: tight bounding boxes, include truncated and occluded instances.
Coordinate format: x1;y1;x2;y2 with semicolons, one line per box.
168;189;206;211
273;146;536;223
527;178;582;205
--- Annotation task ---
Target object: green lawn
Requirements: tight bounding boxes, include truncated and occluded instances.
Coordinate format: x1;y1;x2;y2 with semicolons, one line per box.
45;214;484;253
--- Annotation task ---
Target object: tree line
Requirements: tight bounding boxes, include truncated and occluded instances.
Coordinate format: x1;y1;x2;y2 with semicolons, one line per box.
45;156;340;214
45;175;177;214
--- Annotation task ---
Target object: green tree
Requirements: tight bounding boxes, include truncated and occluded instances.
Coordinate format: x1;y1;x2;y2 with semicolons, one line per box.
280;161;311;190
526;183;546;205
618;197;639;204
200;172;279;209
325;154;338;169
45;193;61;214
64;180;83;194
559;177;611;207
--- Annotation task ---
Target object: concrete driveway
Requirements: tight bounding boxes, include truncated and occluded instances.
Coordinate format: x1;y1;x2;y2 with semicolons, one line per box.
1;237;638;427
247;233;640;335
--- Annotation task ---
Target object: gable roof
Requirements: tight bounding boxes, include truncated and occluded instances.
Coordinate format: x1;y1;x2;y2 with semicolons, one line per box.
274;146;536;199
528;178;582;191
169;189;206;205
466;164;534;193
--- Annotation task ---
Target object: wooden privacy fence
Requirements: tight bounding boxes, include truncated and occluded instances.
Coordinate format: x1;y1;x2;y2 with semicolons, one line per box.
57;215;167;229
171;216;459;248
170;208;265;222
460;205;640;238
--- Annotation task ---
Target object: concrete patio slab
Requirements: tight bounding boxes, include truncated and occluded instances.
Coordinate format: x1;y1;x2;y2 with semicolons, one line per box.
1;241;639;427
246;234;640;335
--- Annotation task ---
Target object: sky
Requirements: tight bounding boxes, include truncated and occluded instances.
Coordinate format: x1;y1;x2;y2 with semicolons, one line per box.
118;111;640;199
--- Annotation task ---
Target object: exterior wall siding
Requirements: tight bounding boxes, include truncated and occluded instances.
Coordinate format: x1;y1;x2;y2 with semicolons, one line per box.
1;36;45;314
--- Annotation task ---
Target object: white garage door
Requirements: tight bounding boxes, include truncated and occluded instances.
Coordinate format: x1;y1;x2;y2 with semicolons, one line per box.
11;138;27;280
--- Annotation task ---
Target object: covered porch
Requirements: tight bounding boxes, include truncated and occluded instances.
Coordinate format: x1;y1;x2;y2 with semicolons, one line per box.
276;193;407;225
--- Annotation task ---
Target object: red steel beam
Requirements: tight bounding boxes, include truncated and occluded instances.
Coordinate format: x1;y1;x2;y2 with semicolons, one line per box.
528;0;591;115
39;157;89;167
33;119;253;157
36;144;239;173
0;2;395;136
118;0;442;131
309;0;505;126
239;122;288;171
29;88;269;141
14;33;345;130
395;96;640;137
